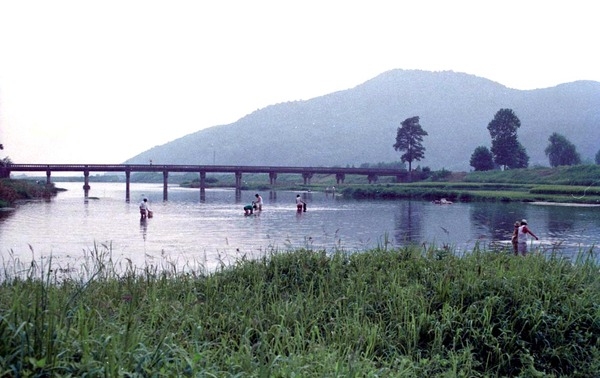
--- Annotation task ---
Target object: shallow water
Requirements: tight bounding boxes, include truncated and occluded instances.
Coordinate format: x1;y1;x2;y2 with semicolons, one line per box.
1;182;599;277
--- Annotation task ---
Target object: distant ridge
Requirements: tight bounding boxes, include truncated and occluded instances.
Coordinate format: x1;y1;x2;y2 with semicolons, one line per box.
124;69;600;171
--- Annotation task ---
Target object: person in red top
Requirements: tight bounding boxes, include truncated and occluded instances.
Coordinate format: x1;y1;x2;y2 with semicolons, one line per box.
517;219;539;256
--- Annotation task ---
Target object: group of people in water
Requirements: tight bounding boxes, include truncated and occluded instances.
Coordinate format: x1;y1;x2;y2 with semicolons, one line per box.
140;192;308;219
141;194;540;255
244;193;307;216
244;193;263;215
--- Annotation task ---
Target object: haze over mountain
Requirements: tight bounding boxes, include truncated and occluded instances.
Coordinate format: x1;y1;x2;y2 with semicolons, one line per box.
124;70;600;172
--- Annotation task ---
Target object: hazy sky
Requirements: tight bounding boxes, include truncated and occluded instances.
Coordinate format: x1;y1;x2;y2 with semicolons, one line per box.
1;1;598;164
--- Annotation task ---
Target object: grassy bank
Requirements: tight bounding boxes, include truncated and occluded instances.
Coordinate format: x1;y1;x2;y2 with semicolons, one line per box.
338;166;600;204
465;165;600;186
338;182;600;204
0;178;58;208
1;245;599;376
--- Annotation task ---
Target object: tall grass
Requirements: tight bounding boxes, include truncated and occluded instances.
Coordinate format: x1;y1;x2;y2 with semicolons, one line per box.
1;244;599;376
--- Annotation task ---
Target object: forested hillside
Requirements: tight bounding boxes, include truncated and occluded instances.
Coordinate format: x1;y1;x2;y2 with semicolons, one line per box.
124;70;600;171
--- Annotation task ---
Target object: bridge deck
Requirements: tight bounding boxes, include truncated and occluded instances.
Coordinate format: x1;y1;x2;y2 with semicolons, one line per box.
4;163;407;176
2;164;409;202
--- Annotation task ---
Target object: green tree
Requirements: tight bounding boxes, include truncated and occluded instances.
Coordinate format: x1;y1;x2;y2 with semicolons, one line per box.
544;132;581;167
514;143;530;168
596;149;600;165
487;109;524;170
393;116;428;179
469;146;495;171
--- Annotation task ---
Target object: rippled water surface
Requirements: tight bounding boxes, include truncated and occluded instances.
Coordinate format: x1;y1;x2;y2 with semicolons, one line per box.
1;182;599;275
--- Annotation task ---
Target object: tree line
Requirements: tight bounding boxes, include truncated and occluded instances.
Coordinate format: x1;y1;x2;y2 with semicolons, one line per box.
393;109;600;173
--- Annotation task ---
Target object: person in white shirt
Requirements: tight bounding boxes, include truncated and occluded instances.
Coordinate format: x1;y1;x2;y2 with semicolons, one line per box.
254;193;263;211
517;219;539;256
139;198;150;219
296;194;306;212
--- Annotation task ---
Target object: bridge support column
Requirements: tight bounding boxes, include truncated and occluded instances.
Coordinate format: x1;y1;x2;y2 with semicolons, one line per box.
302;172;313;185
367;174;378;184
46;170;51;186
396;174;407;183
335;173;345;184
269;172;278;186
235;171;242;190
199;171;206;201
163;170;169;201
83;170;90;199
83;170;90;190
125;170;131;202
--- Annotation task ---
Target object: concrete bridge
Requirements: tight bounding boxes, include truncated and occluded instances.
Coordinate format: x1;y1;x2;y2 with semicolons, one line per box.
2;163;409;201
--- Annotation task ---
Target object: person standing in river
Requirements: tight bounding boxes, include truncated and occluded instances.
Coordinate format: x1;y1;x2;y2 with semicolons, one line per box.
254;193;263;211
139;198;151;219
517;219;539;256
296;194;305;212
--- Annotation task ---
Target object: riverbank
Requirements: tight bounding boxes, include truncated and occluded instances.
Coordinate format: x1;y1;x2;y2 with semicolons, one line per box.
1;245;598;376
0;178;59;208
338;181;600;204
307;165;600;204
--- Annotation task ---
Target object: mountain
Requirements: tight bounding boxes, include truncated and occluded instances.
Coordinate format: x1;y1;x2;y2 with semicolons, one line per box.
124;70;600;171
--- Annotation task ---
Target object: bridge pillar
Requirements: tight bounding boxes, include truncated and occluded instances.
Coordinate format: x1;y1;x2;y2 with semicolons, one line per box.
199;171;206;202
396;174;407;183
335;173;345;184
46;169;51;186
83;170;90;190
269;172;277;186
367;174;378;184
163;170;169;201
302;172;313;185
235;171;242;190
199;171;206;189
82;170;90;200
125;169;131;202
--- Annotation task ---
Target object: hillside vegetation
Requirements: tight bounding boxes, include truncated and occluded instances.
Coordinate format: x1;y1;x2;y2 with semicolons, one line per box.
124;70;600;172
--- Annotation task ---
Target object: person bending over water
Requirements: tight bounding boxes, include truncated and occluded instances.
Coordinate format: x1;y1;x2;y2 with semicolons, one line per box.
244;202;256;216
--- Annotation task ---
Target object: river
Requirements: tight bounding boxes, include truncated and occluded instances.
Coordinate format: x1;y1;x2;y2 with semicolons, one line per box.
1;182;599;278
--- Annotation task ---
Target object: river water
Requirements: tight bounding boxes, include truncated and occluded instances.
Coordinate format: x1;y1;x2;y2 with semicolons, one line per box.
1;182;599;277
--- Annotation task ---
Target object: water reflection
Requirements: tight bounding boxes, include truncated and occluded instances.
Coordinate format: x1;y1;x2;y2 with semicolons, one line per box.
393;200;422;245
469;202;523;241
140;218;148;241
